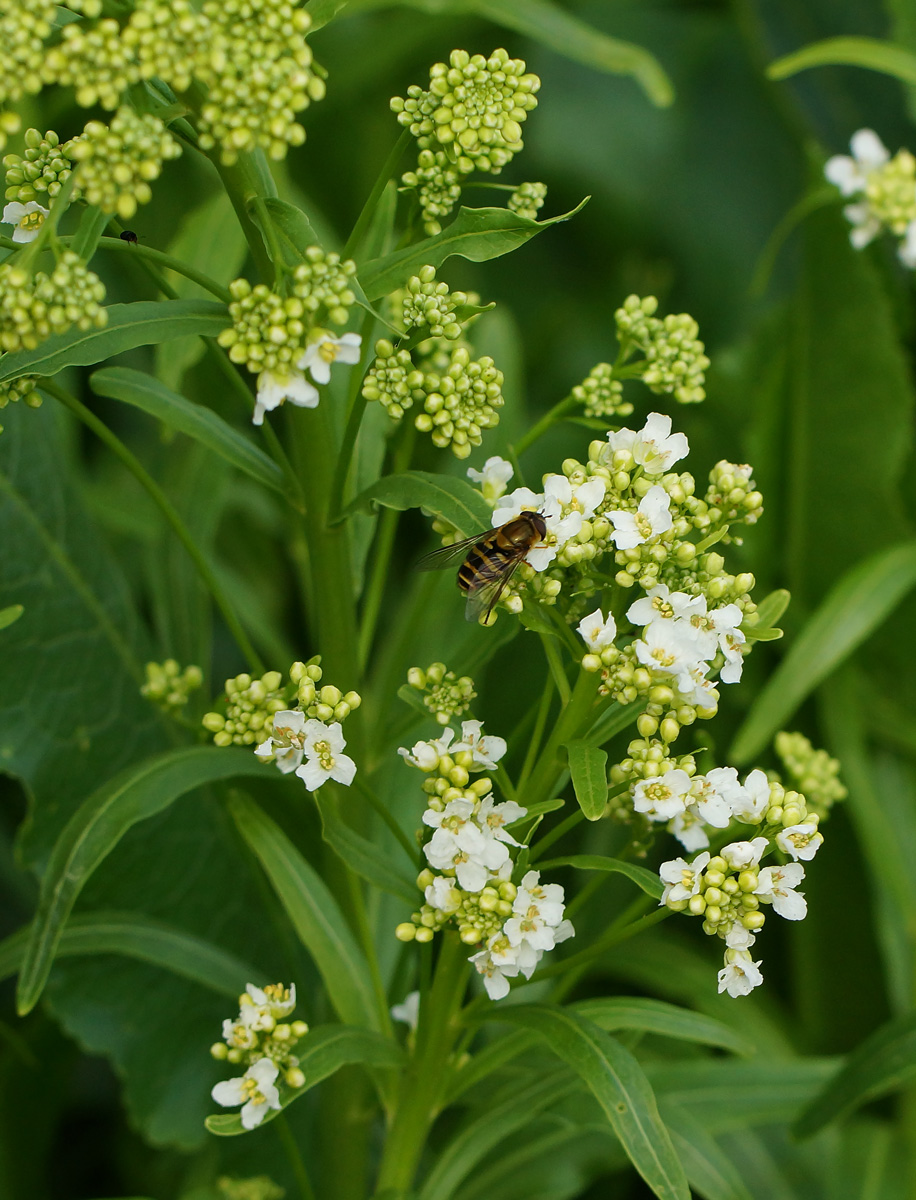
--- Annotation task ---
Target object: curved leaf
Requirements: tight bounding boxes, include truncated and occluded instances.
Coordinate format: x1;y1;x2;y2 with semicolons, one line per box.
565;741;608;820
314;792;416;903
768;36;916;86
481;1005;689;1200
206;1024;403;1135
574;997;752;1056
659;1101;755;1200
0;603;23;630
359;201;588;301
344;470;491;537
90;367;284;494
16;745;270;1015
730;542;916;763
0;912;264;997
228;794;381;1030
0;300;230;383
537;854;663;900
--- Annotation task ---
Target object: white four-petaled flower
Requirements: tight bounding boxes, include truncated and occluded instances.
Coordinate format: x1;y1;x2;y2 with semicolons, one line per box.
717;950;764;998
576;607;617;652
2;200;49;243
295;719;357;791
211;1057;282;1129
253;369;318;426
297;331;362;385
606;412;689;474
755;863;807;920
467;456;514;503
608;485;673;550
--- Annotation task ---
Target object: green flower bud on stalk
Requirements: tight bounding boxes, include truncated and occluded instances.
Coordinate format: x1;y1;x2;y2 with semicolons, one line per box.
508;180;547;220
3;128;78;203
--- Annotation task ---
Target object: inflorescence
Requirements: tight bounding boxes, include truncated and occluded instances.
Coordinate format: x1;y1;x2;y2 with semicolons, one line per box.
826;128;916;268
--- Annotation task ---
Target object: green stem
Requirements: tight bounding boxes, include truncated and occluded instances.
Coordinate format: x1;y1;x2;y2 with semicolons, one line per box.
353;775;418;866
276;1113;317;1200
523;669;601;814
251;194;286;284
45;380;263;673
328;306;377;521
538;907;671;986
518;671;555;790
343;129;411;261
511;394;580;458
539;632;571;704
528;810;584;864
92;235;232;301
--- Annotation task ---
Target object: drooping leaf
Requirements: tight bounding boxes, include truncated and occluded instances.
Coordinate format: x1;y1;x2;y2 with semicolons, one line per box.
768;36;916;86
0;603;23;630
16;746;273;1015
564;741;608;820
344;470;491;537
659;1101;755;1200
359;202;588;301
0;300;230;383
90;367;285;494
573;997;752;1056
314;792;416;903
538;854;663;900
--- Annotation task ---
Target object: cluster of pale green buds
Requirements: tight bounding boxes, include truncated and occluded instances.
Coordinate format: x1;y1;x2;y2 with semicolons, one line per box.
120;0;210;95
775;730;846;818
825;130;916;266
0;376;42;432
43;18;137;110
0;0;54;129
399;149;464;235
69;108;181;220
615;295;708;405
694;461;764;537
402;265;468;340
0;252;107;354
570;361;632;420
211;983;307;1082
3;129;77;204
508;181;547;221
407;662;476;725
141;659;202;713
216;1177;284;1200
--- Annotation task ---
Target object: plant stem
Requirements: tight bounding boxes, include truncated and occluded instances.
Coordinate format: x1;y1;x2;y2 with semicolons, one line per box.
538;907;671;986
91;235;232;301
539;632;571;704
46;380;263;673
343;129;411;261
511;394;580;458
276;1113;317;1200
328;306;377;520
528;810;585;864
523;669;601;814
518;671;555;790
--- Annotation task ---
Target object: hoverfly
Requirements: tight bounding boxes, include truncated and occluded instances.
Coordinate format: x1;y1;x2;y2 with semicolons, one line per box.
418;510;547;622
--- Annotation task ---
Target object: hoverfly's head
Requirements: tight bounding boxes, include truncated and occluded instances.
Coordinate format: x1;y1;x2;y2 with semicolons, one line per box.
530;510;548;540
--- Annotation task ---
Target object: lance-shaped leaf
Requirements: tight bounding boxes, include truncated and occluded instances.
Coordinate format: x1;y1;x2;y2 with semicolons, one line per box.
574;997;752;1056
206;1024;403;1135
536;854;663;900
16;746;271;1015
565;741;609;820
90;367;284;494
768;36;916;86
344;470;491;537
659;1101;755;1200
0;603;23;630
0;300;230;383
314;792;416;903
359;201;588;301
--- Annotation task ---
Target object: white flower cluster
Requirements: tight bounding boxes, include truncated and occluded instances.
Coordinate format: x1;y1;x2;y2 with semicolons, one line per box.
397;721;573;999
254;331;361;426
256;711;356;791
825;128;916;267
491;471;605;572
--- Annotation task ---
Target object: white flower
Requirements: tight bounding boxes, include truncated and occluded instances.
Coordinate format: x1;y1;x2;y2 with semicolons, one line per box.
626;584;705;628
469;942;521;999
607;412;689;474
634;619;704;683
703;767;752;821
755;863;807;920
688;775;732;829
2;200;49;243
222;1015;259;1050
843;201;882;249
632;769;694;822
721;837;768;871
724;922;757;951
475;795;527;844
467;456;514;503
824;128;889;196
211;1057;282;1129
492;486;543;527
253;369;318;426
424;819;510;891
900;220;916;269
733;768;771;823
543;472;605;520
717;949;764;998
576;607;617;652
391;990;420;1030
506;870;568;951
398;729;454;770
776;823;823;862
668;808;710;851
452;720;507;769
608;485;673;549
295;719;356;790
492;480;587;571
245;982;296;1020
425;874;462;913
659;851;710;905
255;709;307;774
297;331;362;385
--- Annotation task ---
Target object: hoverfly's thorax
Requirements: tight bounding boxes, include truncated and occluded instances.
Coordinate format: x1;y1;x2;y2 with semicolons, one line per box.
502;511;545;548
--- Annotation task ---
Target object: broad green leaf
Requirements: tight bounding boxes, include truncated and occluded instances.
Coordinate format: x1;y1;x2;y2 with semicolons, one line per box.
730;542;916;763
0;300;230;383
314;792;416;903
0;603;23;630
90;367;284;494
752;588;790;630
565;741;608;820
660;1102;754;1200
0;912;263;997
304;0;349;30
257;196;319;265
574;998;751;1056
205;1024;402;1135
16;746;271;1015
538;854;663;900
469;0;673;106
228;793;380;1030
768;36;916;85
795;1012;916;1138
481;1005;689;1200
359;201;588;301
344;470;491;537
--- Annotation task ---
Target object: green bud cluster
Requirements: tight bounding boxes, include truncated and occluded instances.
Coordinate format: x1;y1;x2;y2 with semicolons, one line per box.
700;461;764;533
760;776;815;831
216;1176;285;1200
141;659;203;713
211;983;308;1087
614;295;708;405
291;658;362;723
43;18;138;110
774;731;845;818
291;249;357;326
203;671;286;747
864;149;916;235
0;252;107;354
361;340;422;420
70;108;181;220
610;737;697;786
454;881;515;944
196;0;324;164
508;181;547;220
400;149;463;235
0;376;43;432
61;0;103;14
666;853;767;943
0;0;55;113
402;265;467;340
121;0;210;95
413;346;504;459
570;361;632;420
3;129;77;203
407;662;476;725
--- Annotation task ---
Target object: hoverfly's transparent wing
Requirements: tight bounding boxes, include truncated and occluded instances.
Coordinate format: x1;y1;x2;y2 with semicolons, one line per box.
415;532;485;572
464;557;521;623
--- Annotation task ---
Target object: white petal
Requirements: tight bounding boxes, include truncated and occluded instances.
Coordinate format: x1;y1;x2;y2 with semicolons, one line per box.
211;1077;246;1107
824;155;863;195
850;128;889;168
329;752;357;786
296;758;330;791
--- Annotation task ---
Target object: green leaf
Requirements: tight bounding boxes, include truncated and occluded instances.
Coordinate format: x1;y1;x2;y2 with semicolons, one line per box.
535;854;663;899
795;1012;916;1138
228;793;380;1030
255;197;319;266
481;1005;689;1200
585;700;644;747
16;746;272;1015
659;1102;755;1200
344;469;491;537
71;204;111;261
730;542;916;764
565;741;608;820
90;367;285;494
573;997;752;1056
767;36;916;86
304;0;349;30
0;300;230;383
359;202;588;301
752;588;790;630
0;603;23;630
468;0;673;106
314;792;416;903
205;1024;403;1135
0;912;264;997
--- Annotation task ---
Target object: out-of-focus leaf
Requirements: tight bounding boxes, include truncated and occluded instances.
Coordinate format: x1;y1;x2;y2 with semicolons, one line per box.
0;301;230;383
0;604;23;630
574;997;752;1056
228;794;381;1030
538;854;663;900
359;202;588;300
71;204;110;260
751;588;790;630
90;367;284;494
16;746;272;1015
768;36;916;85
314;792;415;902
305;0;349;30
205;1024;402;1135
660;1101;754;1200
344;470;491;537
255;196;319;265
585;700;644;747
565;741;608;820
730;543;916;763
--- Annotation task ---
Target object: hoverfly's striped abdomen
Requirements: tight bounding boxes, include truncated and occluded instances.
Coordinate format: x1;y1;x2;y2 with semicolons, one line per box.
457;513;546;595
